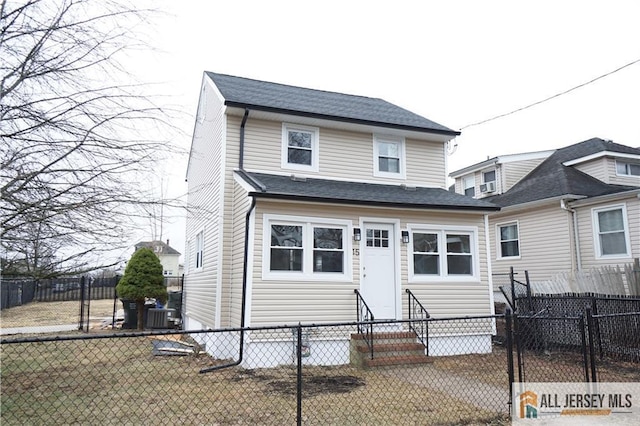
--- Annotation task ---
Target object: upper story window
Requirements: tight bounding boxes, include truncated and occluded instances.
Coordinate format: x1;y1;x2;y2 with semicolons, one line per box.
480;169;497;194
592;205;631;258
264;215;351;281
616;160;640;177
409;226;479;281
373;135;406;179
281;123;319;172
463;175;475;197
497;222;520;258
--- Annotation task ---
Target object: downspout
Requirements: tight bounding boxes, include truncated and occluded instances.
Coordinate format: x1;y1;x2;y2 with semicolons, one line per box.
561;199;582;272
238;108;250;169
200;108;253;373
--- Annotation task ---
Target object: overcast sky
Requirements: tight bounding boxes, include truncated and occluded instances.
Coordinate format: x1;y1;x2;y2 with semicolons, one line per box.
129;0;640;262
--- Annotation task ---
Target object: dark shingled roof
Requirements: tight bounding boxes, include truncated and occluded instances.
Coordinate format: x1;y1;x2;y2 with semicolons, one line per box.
206;72;459;136
237;171;499;211
135;241;181;256
488;138;640;207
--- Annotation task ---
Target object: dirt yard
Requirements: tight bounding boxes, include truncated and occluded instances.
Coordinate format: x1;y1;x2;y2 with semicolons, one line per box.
0;299;117;329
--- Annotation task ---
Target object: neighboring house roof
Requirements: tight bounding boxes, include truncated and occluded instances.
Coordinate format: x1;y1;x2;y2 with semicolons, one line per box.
487;138;640;207
206;72;460;136
237;171;499;211
449;149;555;178
135;240;181;256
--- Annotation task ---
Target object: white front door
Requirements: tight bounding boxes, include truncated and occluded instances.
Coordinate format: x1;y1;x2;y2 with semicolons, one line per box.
361;223;397;319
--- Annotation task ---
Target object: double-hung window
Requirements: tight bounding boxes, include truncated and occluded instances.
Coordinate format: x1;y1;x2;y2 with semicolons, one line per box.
281;123;319;172
373;135;405;178
410;226;478;281
463;175;475;197
195;230;204;269
264;215;351;280
592;205;631;258
497;222;520;258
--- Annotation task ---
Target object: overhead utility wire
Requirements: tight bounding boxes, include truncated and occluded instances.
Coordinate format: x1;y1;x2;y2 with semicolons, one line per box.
460;57;640;130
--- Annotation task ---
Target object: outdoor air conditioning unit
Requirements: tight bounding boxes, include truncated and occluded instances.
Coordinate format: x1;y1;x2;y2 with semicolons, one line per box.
147;308;169;329
480;181;496;193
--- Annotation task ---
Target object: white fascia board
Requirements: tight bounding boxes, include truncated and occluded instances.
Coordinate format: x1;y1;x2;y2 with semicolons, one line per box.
450;149;554;178
567;189;640;208
496;194;586;213
563;151;640;166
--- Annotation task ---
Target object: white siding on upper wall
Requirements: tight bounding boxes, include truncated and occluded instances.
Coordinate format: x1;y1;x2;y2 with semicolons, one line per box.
184;79;226;328
248;200;492;327
489;203;574;288
502;158;547;192
573;158;609;183
241;118;446;187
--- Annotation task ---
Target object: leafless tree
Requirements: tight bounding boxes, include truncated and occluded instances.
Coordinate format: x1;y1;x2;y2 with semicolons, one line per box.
1;0;180;278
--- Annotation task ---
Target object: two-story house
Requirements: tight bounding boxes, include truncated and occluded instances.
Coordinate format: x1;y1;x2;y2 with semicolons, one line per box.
134;240;182;277
451;138;640;299
184;72;499;366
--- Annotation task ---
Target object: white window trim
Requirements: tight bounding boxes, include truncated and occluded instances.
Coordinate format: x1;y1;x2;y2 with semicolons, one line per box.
194;229;204;271
615;160;640;178
407;224;480;283
281;123;319;172
262;214;353;281
591;204;632;259
482;168;496;184
373;135;406;179
496;221;521;260
463;175;475;196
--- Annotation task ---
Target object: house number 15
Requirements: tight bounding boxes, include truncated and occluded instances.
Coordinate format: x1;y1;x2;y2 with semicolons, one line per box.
353;248;360;256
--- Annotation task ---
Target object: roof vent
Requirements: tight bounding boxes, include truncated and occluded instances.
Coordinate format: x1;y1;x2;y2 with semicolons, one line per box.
290;174;307;182
401;184;416;191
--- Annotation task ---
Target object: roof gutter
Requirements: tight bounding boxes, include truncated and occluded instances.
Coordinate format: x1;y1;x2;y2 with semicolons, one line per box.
224;101;460;137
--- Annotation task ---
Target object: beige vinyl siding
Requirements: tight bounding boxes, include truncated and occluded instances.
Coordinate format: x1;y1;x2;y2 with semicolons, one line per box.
575;197;639;270
241;118;446;187
249;200;491;326
226;182;252;328
184;82;226;327
489;203;574;288
573;158;608;183
502;158;546;191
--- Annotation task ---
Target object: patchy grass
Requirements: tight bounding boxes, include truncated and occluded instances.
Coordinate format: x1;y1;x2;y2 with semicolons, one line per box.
1;335;510;425
1;299;116;329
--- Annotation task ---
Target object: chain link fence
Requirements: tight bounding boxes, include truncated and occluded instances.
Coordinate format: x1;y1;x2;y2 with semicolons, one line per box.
2;318;511;425
2;312;638;425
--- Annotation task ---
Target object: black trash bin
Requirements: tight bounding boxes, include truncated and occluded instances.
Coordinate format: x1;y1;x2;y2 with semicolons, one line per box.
167;291;182;319
120;300;153;329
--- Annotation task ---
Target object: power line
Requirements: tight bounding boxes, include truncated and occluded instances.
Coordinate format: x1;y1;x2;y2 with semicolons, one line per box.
460;57;640;130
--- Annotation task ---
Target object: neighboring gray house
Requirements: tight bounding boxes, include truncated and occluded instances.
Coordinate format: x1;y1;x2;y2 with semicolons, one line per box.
184;72;499;366
451;138;640;297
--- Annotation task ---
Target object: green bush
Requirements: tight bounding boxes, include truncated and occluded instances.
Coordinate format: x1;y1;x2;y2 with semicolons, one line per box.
116;248;167;330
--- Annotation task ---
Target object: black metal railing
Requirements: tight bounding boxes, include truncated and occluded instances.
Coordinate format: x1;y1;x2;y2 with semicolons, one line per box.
405;289;430;354
354;289;374;359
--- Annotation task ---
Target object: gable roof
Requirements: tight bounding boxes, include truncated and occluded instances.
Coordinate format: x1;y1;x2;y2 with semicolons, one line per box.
135;240;181;256
205;72;459;136
488;138;640;207
237;171;499;212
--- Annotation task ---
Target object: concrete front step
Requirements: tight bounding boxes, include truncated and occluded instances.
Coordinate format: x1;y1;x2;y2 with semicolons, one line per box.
363;354;434;368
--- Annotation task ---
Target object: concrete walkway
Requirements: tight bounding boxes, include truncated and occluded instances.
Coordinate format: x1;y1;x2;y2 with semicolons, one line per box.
0;324;78;336
381;364;510;414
